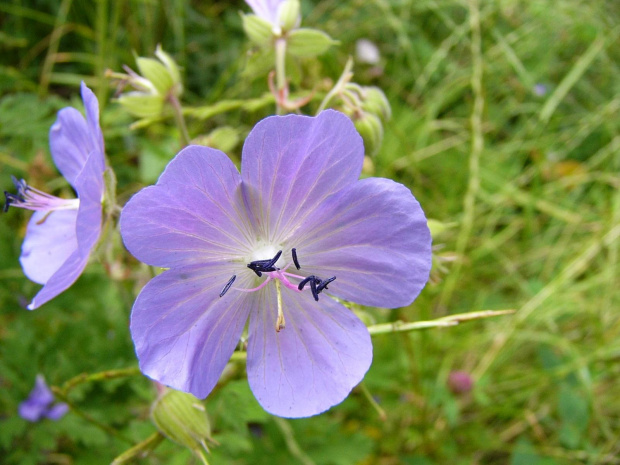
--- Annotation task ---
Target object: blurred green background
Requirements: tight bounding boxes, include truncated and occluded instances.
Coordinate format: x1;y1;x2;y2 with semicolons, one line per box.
1;0;619;463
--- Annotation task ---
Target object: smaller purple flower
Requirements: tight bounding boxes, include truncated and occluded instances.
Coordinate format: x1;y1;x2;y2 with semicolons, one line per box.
19;375;69;422
245;0;299;32
4;83;105;310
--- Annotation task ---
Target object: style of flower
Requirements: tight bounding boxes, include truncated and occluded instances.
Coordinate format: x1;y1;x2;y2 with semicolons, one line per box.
3;83;105;310
19;375;69;422
120;110;432;418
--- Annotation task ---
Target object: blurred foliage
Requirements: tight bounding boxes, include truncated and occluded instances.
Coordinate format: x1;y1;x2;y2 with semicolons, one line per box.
1;0;620;464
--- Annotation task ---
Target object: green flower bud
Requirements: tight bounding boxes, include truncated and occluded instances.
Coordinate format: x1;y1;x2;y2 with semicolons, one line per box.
242;14;274;47
287;28;337;58
361;86;391;121
108;46;183;120
354;112;383;156
155;44;183;95
277;0;301;33
151;388;214;464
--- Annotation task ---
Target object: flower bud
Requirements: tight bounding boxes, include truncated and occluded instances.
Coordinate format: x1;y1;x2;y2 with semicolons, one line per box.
361;86;391;121
447;371;473;395
353;112;383;156
108;46;183;119
150;388;213;462
277;0;301;33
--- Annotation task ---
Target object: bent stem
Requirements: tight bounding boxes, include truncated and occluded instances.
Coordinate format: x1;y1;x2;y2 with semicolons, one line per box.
111;432;165;465
359;382;387;421
59;367;142;396
366;309;515;335
273;417;316;465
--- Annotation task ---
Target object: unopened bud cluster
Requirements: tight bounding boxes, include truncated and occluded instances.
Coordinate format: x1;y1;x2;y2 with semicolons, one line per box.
341;84;391;156
107;45;182;119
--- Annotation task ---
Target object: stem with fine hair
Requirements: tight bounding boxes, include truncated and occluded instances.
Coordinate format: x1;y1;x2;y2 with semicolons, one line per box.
168;93;191;146
274;37;287;114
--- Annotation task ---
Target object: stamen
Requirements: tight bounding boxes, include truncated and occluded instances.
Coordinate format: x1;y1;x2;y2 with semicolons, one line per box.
291;248;301;269
247;250;282;276
297;274;336;301
3;176;79;213
275;280;285;332
297;275;317;291
316;276;336;293
219;275;236;298
309;279;319;302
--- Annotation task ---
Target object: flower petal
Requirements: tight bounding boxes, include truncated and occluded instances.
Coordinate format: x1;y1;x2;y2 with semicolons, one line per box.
80;82;106;174
28;150;103;310
45;402;69;420
121;145;254;268
130;264;253;398
19;375;54;422
292;177;432;308
49;84;103;188
241;110;364;244
20;209;78;285
245;0;283;24
247;286;372;418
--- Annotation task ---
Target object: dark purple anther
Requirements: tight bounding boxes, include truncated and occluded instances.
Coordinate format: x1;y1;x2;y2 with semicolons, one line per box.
247;250;282;277
292;248;301;269
219;275;236;297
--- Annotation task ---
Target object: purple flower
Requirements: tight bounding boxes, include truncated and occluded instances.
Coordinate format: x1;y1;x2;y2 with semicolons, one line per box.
4;83;105;310
121;110;431;418
245;0;295;30
19;375;69;422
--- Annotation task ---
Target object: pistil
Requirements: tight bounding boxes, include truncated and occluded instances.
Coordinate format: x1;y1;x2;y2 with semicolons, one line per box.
275;280;285;332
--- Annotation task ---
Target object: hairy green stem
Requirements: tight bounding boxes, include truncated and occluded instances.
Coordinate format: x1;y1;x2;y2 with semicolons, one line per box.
59;367;141;396
274;37;287;114
168;93;191;146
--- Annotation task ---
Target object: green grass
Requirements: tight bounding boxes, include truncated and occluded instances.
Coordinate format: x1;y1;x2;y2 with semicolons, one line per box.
1;0;619;463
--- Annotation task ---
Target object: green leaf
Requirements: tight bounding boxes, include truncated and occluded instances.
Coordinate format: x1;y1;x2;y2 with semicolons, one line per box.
286;28;337;58
242;14;274;47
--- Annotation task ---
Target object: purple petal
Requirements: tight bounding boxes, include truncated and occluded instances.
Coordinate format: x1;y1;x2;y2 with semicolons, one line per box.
80;82;105;174
247;286;372;418
245;0;284;24
49;84;104;188
241;110;364;245
19;375;54;422
45;402;69;420
18;400;47;422
130;264;253;398
121;145;254;268
292;178;432;308
28;151;103;310
20;210;78;285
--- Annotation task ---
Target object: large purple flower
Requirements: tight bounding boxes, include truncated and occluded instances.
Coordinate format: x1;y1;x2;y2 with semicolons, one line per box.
121;110;431;418
4;83;105;310
19;375;69;422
